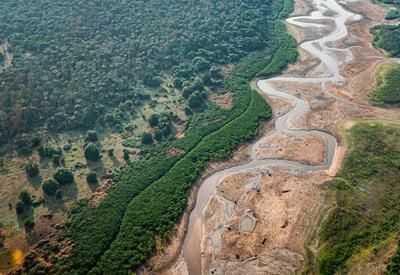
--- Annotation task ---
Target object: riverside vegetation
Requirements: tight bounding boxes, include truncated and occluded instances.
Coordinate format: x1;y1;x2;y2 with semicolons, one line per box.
3;0;299;274
370;62;400;105
371;24;400;58
369;8;400;106
375;0;400;20
315;122;400;274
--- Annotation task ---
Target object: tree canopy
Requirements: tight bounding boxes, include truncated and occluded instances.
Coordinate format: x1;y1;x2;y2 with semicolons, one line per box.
0;0;282;142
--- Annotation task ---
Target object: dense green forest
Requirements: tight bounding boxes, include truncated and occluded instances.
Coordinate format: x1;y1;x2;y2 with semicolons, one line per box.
370;62;400;105
375;0;400;19
12;0;298;273
315;122;400;274
0;0;289;145
370;24;400;57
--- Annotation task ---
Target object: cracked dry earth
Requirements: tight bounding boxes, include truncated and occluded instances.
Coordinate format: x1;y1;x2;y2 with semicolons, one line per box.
140;0;400;274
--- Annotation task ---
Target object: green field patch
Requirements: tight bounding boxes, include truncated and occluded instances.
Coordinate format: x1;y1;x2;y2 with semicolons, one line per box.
370;24;400;57
315;122;400;274
370;62;400;105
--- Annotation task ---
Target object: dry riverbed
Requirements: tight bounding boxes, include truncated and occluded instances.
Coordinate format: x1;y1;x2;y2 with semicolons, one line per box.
140;0;400;274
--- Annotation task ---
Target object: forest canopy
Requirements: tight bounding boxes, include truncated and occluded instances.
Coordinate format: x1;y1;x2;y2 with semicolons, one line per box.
0;0;281;143
370;24;400;57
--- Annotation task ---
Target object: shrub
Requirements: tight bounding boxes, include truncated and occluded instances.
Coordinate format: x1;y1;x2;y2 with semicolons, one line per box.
162;126;171;137
141;133;153;145
84;143;101;161
25;161;39;177
42;179;59;195
63;143;72;151
173;78;183;89
19;190;32;205
143;75;163;87
52;154;62;167
188;92;204;109
154;130;163;142
149;114;159;128
55;190;63;199
123;149;130;161
31;136;42;147
16;201;25;214
38;144;60;158
194;57;211;72
54;168;74;184
85;130;98;142
24;219;35;232
87;172;98;184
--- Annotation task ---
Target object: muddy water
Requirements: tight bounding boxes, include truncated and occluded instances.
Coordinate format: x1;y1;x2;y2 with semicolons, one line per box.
182;0;361;274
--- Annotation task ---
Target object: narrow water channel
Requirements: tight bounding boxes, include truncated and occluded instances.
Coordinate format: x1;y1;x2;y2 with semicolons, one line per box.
182;1;362;274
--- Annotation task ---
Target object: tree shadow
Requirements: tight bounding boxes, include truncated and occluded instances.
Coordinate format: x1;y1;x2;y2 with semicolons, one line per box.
87;158;106;175
60;181;78;202
109;154;121;167
88;181;100;192
42;182;77;212
15;206;39;245
42;192;66;212
25;230;39;245
16;207;34;228
27;175;42;189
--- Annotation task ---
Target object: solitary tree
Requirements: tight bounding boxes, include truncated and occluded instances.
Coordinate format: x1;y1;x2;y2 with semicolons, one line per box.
149;114;159;128
188;94;203;109
55;190;63;199
84;143;101;161
123;149;130;161
154;129;163;142
141;133;153;145
86;171;98;184
85;130;98;142
51;153;62;167
19;190;32;205
24;219;35;233
54;168;74;184
15;201;25;214
42;179;59;195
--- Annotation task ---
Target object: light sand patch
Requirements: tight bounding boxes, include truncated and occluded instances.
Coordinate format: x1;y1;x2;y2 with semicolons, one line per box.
255;132;326;165
201;171;328;274
209;93;233;110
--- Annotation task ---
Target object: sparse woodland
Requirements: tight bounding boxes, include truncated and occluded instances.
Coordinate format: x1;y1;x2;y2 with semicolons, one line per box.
0;0;299;273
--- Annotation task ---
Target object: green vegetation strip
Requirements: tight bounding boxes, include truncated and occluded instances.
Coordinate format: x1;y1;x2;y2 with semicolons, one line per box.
370;24;400;57
51;89;252;274
94;90;270;273
370;62;400;105
54;39;296;274
315;122;400;274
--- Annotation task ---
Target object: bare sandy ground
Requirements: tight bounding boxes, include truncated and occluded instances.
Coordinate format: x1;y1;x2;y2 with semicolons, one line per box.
255;132;326;166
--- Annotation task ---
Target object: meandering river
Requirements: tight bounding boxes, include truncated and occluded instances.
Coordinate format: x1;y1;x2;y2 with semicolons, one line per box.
182;0;362;274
